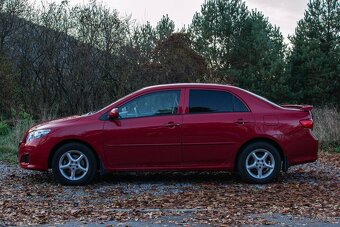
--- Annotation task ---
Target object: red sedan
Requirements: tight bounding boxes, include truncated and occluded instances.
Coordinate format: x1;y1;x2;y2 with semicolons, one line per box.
18;84;318;185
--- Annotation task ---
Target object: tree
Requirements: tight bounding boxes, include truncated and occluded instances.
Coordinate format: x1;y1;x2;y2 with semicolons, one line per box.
0;56;17;118
288;0;340;105
1;0;131;117
130;22;157;62
156;14;175;41
190;0;288;102
131;15;175;63
190;0;248;72
117;33;209;95
230;10;289;102
123;15;177;93
0;0;29;52
148;32;208;84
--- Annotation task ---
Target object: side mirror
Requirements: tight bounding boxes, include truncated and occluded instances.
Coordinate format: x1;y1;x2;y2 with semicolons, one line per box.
109;108;119;119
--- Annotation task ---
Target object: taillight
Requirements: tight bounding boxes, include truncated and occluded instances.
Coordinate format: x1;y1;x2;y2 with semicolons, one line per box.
300;119;313;129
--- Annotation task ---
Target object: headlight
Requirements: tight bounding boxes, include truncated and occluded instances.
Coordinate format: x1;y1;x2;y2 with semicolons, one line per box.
27;129;51;143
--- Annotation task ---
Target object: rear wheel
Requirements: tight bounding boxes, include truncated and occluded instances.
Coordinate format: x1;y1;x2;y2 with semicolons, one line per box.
238;142;281;184
52;143;97;185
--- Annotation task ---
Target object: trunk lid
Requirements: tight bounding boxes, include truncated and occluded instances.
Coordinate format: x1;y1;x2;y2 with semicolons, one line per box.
281;104;313;112
281;105;314;129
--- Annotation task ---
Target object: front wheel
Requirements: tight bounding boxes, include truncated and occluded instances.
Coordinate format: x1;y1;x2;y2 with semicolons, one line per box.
237;142;281;184
52;143;97;185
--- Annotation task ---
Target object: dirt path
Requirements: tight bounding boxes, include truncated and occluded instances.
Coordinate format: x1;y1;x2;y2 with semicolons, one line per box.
0;153;339;226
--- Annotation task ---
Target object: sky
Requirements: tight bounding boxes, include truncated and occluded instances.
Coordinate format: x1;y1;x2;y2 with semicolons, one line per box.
38;0;309;42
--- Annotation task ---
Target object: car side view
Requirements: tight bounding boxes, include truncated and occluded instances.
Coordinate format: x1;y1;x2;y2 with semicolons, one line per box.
18;84;318;185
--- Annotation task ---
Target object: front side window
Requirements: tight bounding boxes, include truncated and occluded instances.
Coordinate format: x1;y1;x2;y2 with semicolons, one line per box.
119;90;180;119
189;90;249;114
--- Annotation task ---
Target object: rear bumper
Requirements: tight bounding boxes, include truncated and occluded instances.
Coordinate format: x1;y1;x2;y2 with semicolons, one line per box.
283;130;318;166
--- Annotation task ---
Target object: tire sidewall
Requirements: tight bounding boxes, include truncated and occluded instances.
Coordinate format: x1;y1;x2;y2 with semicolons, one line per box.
238;142;281;184
52;143;97;186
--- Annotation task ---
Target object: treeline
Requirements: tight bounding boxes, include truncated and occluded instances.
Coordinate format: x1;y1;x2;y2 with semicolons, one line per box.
0;0;339;119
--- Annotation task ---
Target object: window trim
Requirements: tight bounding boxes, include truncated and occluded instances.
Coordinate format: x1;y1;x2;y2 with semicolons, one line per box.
115;89;183;120
185;88;250;115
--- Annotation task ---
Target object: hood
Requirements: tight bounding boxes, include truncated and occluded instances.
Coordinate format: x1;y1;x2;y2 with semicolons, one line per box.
30;115;84;131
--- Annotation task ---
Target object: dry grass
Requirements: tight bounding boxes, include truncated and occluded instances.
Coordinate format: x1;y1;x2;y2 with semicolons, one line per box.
0;119;34;163
313;106;340;152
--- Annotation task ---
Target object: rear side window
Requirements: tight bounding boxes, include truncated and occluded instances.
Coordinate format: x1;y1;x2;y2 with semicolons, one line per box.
189;90;249;114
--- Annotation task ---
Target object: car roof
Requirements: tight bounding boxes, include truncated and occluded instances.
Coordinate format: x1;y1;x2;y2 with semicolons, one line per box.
140;83;235;91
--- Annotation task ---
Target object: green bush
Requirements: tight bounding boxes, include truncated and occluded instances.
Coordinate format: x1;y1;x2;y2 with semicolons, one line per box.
0;121;10;136
335;146;340;153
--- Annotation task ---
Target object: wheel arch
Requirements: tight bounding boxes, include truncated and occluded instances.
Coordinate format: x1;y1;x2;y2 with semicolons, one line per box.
48;139;101;170
235;137;285;171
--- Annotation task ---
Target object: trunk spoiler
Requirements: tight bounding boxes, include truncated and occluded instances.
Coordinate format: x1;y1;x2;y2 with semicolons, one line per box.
281;104;313;112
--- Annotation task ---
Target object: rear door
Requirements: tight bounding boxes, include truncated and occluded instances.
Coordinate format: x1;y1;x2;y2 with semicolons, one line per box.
181;88;254;168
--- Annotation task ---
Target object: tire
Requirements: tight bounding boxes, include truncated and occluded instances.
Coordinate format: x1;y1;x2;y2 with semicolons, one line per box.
237;142;281;184
52;142;97;186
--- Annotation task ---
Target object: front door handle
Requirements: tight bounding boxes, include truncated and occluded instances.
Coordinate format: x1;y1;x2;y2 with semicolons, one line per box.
166;122;181;128
234;119;248;125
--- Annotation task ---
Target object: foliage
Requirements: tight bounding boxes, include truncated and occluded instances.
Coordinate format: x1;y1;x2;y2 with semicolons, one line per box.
0;56;17;118
156;14;175;41
229;10;289;102
130;15;175;63
287;0;340;105
0;121;10;136
190;0;248;72
189;0;290;102
0;0;339;119
149;33;208;84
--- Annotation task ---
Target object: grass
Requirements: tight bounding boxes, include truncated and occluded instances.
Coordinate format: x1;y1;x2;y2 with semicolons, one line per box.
0;106;339;164
313;106;340;153
0;146;18;164
0;119;34;164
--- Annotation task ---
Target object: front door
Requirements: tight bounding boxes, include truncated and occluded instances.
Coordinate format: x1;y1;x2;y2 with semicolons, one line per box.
103;89;183;169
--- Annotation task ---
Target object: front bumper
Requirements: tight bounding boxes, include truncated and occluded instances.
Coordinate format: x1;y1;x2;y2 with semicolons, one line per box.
18;139;50;171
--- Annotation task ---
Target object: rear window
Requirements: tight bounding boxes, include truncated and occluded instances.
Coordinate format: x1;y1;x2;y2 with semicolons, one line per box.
189;90;249;114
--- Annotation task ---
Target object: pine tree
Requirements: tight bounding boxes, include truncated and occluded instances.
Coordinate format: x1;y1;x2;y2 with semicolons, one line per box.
288;0;340;105
190;0;248;72
131;15;175;62
131;22;157;61
230;10;289;102
156;14;175;41
190;0;288;102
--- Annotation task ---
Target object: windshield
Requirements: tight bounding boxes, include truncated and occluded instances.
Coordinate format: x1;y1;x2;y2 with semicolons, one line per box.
82;111;96;116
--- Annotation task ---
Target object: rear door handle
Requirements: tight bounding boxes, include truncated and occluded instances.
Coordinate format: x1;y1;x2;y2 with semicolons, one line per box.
234;119;248;125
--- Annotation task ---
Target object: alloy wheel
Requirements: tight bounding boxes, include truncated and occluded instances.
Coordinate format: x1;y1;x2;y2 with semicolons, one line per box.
58;150;89;181
245;149;275;179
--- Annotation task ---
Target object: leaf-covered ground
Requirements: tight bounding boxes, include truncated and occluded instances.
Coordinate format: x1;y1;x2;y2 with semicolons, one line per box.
0;153;339;226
